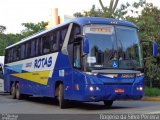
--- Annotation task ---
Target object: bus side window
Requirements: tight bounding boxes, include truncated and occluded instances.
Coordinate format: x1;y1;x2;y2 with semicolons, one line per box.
69;24;81;43
50;31;57;52
60;25;69;49
26;42;31;58
74;43;81;69
5;50;9;63
42;35;50;54
10;49;13;62
57;30;61;51
21;44;25;59
31;40;36;57
13;46;20;61
68;24;81;67
36;38;42;56
17;47;20;60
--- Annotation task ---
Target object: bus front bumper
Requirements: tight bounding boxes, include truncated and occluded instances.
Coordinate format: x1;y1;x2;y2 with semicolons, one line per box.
79;84;144;102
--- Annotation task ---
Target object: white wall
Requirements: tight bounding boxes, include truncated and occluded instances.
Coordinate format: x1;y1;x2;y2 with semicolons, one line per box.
0;56;4;64
0;56;4;92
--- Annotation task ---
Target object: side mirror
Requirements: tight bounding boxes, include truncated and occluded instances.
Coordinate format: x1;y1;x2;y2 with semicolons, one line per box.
153;42;158;57
83;37;89;54
141;40;158;59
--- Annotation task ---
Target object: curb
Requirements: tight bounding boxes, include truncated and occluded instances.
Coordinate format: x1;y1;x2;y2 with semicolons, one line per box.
142;97;160;101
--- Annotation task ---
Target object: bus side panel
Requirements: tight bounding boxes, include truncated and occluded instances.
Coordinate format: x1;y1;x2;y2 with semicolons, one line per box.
71;69;87;101
4;67;10;92
48;52;74;99
4;66;16;92
4;52;75;98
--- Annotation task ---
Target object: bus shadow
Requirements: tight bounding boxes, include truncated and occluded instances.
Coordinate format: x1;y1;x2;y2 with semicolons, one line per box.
23;96;132;110
67;101;132;110
24;96;59;106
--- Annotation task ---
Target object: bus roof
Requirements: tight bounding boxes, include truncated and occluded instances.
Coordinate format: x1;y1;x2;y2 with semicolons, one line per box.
6;17;137;49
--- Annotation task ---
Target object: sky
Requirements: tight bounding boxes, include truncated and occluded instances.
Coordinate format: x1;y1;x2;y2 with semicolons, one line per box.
0;0;159;34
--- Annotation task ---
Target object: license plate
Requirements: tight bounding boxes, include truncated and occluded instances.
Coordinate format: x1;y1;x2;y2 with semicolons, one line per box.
114;88;125;93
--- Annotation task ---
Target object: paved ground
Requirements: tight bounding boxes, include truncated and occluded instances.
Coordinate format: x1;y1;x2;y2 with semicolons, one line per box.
0;93;160;114
0;79;160;120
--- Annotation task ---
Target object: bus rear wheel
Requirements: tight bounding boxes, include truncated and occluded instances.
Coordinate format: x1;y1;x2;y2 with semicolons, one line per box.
58;84;66;109
103;100;113;107
15;83;21;100
11;83;16;99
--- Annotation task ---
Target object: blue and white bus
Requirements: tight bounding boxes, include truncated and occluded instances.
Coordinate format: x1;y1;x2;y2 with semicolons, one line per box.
4;17;158;108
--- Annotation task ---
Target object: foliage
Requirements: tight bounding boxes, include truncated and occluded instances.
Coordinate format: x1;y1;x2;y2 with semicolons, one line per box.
74;5;104;17
130;4;160;88
145;87;160;96
0;25;6;33
21;21;48;38
74;0;146;19
0;21;48;56
74;0;160;88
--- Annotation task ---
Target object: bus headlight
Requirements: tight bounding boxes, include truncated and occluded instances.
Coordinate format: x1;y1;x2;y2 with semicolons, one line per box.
89;86;100;91
136;73;144;77
96;87;100;91
136;86;143;91
89;86;94;91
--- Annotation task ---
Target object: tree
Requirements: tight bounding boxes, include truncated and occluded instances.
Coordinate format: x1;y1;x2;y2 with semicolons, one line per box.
74;0;160;88
74;0;120;18
74;0;146;19
134;4;160;88
0;21;48;55
21;21;48;38
74;5;104;17
99;0;119;17
0;25;6;33
0;33;21;55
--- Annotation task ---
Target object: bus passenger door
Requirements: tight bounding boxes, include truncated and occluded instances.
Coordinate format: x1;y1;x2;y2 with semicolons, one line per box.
73;43;81;69
72;41;85;99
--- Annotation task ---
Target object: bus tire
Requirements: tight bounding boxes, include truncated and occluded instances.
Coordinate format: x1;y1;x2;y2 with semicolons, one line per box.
103;100;113;107
58;84;66;109
15;83;21;100
11;83;16;99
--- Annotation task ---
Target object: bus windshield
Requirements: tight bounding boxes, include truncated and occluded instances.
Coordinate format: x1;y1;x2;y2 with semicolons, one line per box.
84;25;143;70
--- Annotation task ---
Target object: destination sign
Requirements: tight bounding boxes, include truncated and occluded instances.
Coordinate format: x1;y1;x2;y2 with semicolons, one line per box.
84;25;114;35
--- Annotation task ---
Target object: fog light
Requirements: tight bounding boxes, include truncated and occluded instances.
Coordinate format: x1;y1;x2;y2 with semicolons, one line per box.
89;86;94;91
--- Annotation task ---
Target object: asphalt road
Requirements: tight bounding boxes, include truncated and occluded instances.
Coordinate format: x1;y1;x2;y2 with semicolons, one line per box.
0;93;160;114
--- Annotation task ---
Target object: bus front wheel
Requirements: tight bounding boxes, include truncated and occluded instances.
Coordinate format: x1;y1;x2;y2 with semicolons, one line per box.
58;84;66;109
103;100;113;107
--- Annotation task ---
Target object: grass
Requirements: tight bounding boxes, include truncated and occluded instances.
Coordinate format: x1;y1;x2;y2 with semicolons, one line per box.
144;87;160;97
